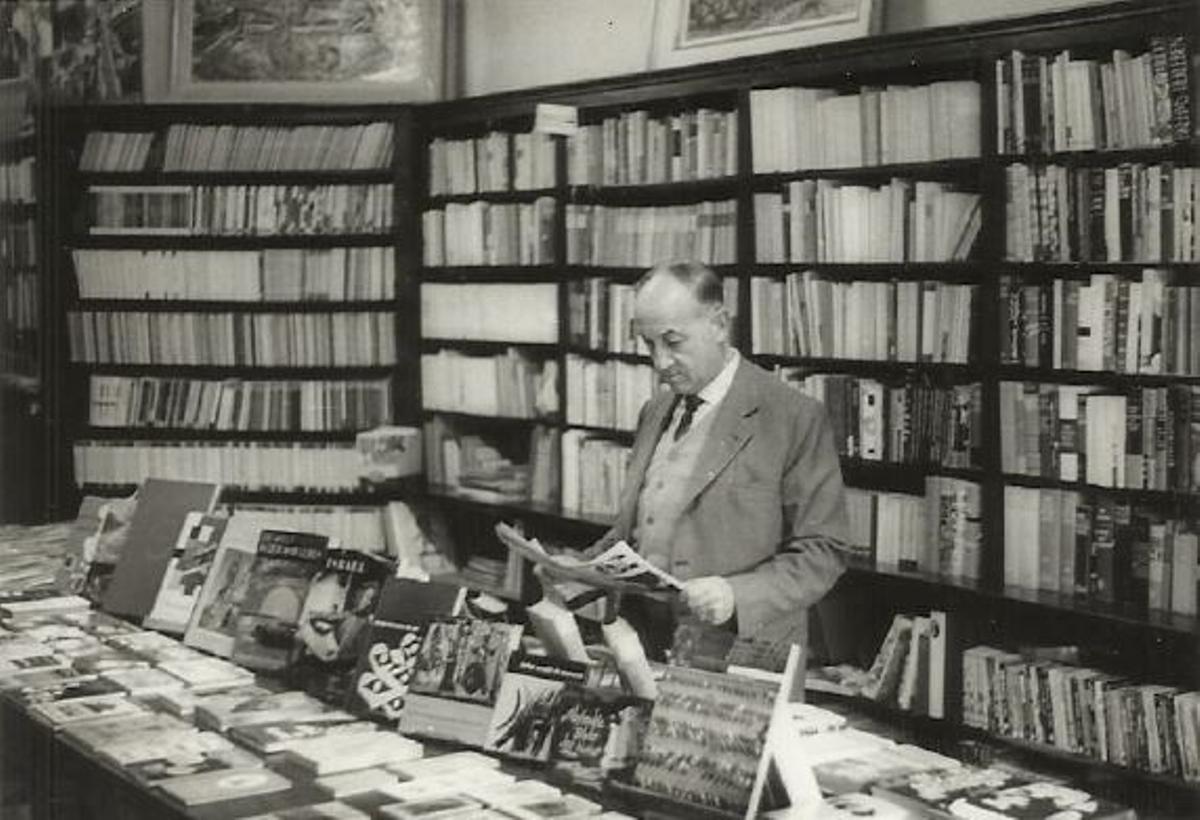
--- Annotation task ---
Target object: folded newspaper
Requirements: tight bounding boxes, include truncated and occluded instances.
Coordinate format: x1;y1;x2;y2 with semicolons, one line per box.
494;522;683;594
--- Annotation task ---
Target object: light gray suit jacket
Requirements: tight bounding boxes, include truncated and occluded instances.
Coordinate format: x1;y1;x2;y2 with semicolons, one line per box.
592;357;850;642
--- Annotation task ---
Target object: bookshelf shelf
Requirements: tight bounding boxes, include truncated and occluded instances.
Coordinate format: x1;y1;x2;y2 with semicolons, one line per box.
79;427;364;443
840;459;984;486
996;143;1196;165
76;483;417;506
751;158;982;185
427;187;558;205
564;176;739;204
563;423;638;441
420;266;562;283
748;262;985;283
1001;473;1198;508
996;261;1200;275
998;585;1200;636
72;363;400;379
68;234;397;251
76;168;397;186
563;347;651;365
426;484;611;529
420;338;561;355
563;263;741;279
422;409;559;425
756;355;980;379
69;299;399;313
996;365;1200;387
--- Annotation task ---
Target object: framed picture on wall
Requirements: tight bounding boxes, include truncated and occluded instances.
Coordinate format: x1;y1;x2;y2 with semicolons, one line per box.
163;0;447;102
650;0;882;69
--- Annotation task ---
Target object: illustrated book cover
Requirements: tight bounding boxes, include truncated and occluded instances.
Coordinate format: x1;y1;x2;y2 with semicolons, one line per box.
144;511;229;634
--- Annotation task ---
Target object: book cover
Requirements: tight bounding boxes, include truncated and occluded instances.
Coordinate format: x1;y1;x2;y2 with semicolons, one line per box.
550;685;653;786
484;653;590;763
871;766;1032;819
945;780;1135;819
376;795;482;820
282;731;423;776
230;717;376;755
345;577;464;722
31;692;145;725
126;734;263;783
243;802;370;819
183;528;258;657
158;766;292;807
157;656;255;693
144;512;229;635
101;478;222;620
231;529;331;671
292;548;390;702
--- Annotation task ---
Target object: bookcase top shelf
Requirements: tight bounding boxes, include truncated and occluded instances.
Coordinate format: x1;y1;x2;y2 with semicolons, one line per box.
68;234;399;251
70;299;399;314
996;366;1200;387
73;363;400;379
79;427;364;444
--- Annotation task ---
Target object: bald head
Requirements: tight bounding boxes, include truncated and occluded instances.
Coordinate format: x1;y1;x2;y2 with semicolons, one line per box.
633;263;731;395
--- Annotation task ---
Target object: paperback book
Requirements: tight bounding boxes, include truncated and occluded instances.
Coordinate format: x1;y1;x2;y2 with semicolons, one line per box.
282;731;423;776
125;732;263;783
407;617;523;706
230;717;377;755
194;687;346;733
232;529;332;671
550;685;653;786
183;522;259;657
484;653;592;763
158;766;293;807
144;512;229;634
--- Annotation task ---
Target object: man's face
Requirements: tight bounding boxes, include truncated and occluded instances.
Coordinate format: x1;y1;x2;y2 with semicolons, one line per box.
632;275;729;395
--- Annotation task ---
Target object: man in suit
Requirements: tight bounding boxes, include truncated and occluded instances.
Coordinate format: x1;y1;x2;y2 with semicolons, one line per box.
587;260;850;659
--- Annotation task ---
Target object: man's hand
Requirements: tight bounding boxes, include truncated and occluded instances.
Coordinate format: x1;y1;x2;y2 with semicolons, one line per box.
681;576;735;625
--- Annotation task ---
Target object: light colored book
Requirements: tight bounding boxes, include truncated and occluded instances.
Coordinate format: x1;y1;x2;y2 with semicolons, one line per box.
283;731;423;776
158;766;291;807
31;693;144;725
99;666;186;696
315;767;403;799
385;750;501;779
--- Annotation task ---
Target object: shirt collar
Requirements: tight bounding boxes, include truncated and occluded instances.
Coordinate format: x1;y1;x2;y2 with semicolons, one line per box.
695;348;739;408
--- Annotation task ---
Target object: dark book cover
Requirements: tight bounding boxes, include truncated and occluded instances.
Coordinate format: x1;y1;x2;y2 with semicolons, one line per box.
550;686;652;786
1089;501;1117;604
345;577;463;722
290;548;391;702
230;529;329;672
101;478;222;620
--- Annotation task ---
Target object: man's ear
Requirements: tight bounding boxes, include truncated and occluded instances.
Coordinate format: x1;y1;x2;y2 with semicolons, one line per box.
709;303;731;342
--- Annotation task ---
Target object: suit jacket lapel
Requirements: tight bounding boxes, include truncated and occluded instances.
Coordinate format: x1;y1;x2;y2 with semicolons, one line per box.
680;360;760;509
614;390;675;536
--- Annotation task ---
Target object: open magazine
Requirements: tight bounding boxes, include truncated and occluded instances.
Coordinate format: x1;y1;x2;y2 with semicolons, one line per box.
494;522;683;595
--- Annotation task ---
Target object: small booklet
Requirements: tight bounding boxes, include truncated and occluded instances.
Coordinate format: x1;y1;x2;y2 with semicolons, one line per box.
494;523;683;594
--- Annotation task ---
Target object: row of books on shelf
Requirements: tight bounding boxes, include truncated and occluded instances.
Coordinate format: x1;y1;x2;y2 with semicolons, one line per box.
421;349;559;419
750;274;975;363
420;283;558;344
427;131;556;195
0;156;34;202
999;272;1199;376
999;381;1200;491
1004;163;1200;262
2;269;37;331
844;479;982;582
86;184;395;236
156;122;395;172
72;247;397;302
421;197;555;266
753;179;981;263
423;417;552;507
963;644;1200;780
566;276;737;356
1003;487;1198;615
77;131;155;172
565;108;738;186
564;356;658;433
887;492;981;560
994;37;1193;155
87;375;394;432
71;437;419;491
750;80;981;173
67;311;398;366
781;371;981;469
1;217;35;265
561;429;630;518
564;201;737;267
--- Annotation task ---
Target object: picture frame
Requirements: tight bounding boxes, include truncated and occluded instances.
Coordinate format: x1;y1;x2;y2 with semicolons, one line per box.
163;0;446;103
650;0;881;70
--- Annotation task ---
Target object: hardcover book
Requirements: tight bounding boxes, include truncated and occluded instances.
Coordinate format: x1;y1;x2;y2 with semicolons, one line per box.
484;653;591;763
101;478;222;620
194;688;344;733
99;666;187;696
183;525;258;657
282;731;423;776
232;529;332;671
407;617;523;706
30;693;145;725
144;512;229;635
549;686;654;786
157;766;292;807
346;577;464;722
156;656;255;693
230;717;377;755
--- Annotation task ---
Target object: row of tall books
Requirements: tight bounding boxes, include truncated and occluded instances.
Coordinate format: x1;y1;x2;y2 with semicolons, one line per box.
845;479;983;581
780;370;982;469
0;156;34;202
427;131;556;195
77;131;154;172
67;311;398;366
753;179;981;263
995;37;1193;155
1003;486;1198;614
87;375;394;432
749;274;975;363
566;277;738;356
562;429;630;518
421;197;555;266
999;381;1200;491
566;108;738;186
962;645;1200;780
1;217;35;265
420;283;558;344
564;356;658;433
72;248;397;302
157;122;395;172
999;272;1199;375
750;80;981;172
87;184;395;236
1004;163;1200;262
564;201;737;267
72;441;369;490
421;349;559;419
2;269;37;332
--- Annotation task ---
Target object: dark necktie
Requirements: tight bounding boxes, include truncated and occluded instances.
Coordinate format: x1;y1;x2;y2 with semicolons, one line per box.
674;394;704;441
